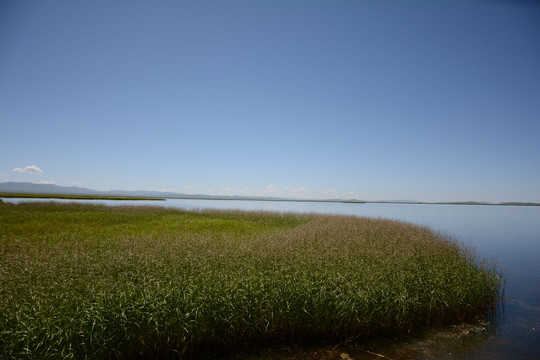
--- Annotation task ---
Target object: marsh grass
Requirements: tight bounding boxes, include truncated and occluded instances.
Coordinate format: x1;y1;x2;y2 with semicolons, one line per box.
0;202;502;359
0;193;165;201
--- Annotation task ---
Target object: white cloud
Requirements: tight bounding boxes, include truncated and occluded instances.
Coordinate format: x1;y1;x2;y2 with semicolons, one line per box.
35;180;56;185
145;186;198;194
345;191;361;199
13;165;43;174
220;186;258;197
211;185;372;200
72;181;88;187
219;185;313;199
151;187;180;193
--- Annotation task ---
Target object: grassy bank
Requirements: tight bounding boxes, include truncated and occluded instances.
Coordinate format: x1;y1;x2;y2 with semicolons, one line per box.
0;193;165;201
0;202;502;359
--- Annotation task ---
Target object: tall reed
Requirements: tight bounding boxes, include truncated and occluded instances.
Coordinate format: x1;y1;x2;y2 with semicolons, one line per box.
0;202;502;358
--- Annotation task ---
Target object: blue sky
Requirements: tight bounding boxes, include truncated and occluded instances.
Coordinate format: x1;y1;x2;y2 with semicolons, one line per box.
1;0;539;202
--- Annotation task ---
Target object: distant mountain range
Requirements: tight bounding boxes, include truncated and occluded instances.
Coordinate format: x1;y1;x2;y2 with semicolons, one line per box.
0;182;293;201
1;182;539;206
1;182;101;196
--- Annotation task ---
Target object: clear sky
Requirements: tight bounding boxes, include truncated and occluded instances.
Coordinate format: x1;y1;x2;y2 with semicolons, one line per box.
1;0;539;202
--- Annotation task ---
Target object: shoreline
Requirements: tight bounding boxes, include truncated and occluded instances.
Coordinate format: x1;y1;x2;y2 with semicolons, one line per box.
1;192;539;206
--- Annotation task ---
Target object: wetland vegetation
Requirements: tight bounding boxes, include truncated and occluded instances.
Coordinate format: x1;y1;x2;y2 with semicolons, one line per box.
0;193;165;201
0;202;502;359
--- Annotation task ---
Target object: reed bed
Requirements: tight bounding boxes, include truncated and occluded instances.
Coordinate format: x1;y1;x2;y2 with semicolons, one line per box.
0;202;502;359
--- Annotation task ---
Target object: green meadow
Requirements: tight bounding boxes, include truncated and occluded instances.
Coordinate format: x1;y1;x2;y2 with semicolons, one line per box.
0;201;502;359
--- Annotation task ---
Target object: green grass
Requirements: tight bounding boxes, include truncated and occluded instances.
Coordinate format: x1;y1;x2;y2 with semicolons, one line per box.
0;193;165;201
0;202;503;359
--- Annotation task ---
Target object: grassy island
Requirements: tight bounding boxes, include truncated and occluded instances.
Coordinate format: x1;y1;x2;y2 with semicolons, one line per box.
0;202;502;359
0;193;166;201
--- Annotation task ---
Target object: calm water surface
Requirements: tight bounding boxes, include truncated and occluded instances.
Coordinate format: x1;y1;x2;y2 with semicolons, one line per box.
4;198;540;359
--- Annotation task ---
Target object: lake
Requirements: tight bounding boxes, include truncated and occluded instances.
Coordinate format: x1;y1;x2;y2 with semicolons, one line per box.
3;197;540;359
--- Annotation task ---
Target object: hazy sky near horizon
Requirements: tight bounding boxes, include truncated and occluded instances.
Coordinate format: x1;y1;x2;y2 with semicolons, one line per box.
1;0;539;202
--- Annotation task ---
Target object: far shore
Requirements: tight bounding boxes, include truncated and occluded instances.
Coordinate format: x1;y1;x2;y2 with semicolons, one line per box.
0;193;166;201
1;192;539;206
